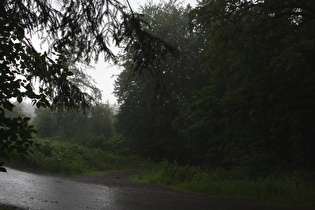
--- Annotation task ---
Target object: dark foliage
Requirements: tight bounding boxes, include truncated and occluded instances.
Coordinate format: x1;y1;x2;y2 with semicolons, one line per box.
177;0;315;170
115;0;315;172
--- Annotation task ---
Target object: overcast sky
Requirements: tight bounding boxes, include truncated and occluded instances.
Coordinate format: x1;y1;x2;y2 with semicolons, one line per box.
87;0;198;104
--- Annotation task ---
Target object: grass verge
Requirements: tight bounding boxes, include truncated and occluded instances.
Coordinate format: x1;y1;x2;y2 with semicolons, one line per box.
131;160;315;208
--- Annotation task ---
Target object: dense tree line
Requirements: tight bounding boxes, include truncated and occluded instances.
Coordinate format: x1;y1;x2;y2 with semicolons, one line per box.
115;0;315;171
3;101;114;150
34;103;114;149
2;0;314;174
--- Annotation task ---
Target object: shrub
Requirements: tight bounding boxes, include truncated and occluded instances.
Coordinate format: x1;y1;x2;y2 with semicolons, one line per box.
14;137;144;175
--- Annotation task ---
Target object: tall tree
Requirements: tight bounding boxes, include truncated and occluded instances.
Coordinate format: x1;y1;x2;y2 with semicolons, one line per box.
115;0;204;160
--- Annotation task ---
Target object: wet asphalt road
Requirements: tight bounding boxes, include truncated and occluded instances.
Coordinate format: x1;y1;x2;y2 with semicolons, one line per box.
0;168;308;210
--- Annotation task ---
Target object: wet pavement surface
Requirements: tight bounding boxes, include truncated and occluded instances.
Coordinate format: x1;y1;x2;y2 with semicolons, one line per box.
0;168;309;210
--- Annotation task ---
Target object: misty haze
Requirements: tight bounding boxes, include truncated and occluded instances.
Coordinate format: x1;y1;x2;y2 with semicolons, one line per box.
1;0;314;209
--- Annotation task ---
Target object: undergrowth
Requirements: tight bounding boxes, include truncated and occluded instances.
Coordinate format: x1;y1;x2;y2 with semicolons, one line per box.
9;137;148;175
131;160;315;208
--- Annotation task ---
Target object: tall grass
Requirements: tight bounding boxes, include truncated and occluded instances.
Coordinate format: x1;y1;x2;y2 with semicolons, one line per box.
131;160;315;208
10;137;148;175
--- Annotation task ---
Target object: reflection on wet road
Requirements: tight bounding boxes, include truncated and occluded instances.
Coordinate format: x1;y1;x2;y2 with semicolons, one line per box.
0;168;120;209
0;168;305;210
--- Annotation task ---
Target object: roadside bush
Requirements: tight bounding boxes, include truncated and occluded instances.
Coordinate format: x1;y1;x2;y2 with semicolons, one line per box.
102;134;130;155
72;132;106;149
14;137;145;175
